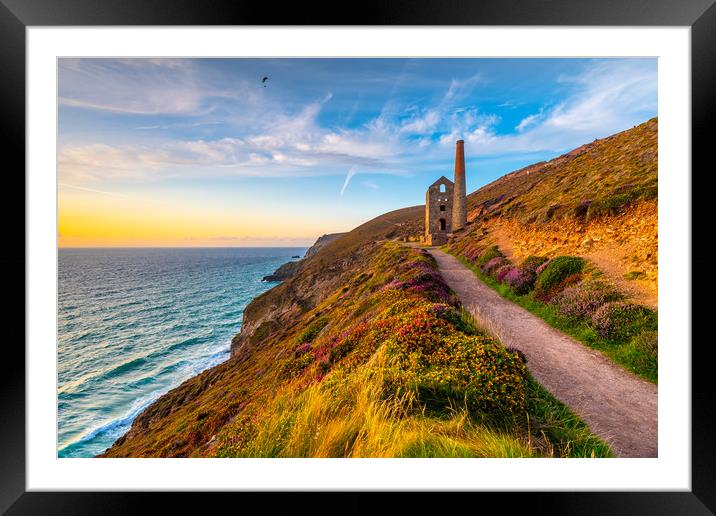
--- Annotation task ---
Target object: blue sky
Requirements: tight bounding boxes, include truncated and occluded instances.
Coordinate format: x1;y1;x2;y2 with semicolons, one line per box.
58;58;657;246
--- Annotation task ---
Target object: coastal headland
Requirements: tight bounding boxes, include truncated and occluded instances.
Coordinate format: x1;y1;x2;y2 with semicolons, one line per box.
101;118;657;458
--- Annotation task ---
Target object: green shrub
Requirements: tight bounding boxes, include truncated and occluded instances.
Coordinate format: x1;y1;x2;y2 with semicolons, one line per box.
384;303;528;421
586;193;635;220
477;245;503;266
624;271;646;280
591;302;657;342
296;315;329;344
615;330;658;381
630;330;658;369
533;256;585;301
552;280;622;320
520;255;548;275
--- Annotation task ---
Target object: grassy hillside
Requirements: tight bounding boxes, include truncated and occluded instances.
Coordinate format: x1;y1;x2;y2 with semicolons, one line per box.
101;119;658;457
230;205;423;359
446;118;658;381
102;241;609;457
458;118;658;306
464;117;657;225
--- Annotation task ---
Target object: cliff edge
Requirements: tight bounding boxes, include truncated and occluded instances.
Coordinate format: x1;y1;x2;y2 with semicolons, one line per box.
261;232;348;282
99;119;657;458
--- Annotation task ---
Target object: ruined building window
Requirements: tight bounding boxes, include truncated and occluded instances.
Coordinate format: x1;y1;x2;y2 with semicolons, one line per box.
439;184;446;193
440;205;446;211
439;218;446;231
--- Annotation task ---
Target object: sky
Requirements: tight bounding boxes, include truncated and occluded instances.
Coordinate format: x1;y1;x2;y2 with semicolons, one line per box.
58;58;657;247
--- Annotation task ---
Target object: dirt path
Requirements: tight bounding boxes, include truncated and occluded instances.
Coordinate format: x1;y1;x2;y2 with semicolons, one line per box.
426;247;658;458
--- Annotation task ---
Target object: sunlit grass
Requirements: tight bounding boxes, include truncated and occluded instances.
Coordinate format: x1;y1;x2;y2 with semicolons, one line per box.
216;343;612;458
105;242;613;458
216;349;545;458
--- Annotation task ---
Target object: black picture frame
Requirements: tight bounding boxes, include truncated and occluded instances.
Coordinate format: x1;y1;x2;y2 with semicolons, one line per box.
3;0;712;513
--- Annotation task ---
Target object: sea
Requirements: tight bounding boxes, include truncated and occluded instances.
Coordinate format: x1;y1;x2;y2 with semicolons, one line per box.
57;247;306;458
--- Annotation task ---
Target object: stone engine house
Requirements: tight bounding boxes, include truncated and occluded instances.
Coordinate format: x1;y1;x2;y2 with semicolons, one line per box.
423;139;468;245
424;177;454;246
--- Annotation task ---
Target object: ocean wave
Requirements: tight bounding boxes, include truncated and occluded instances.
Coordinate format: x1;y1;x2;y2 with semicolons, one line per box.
58;355;148;395
156;333;212;358
57;249;293;457
58;389;164;457
58;341;231;458
58;333;212;395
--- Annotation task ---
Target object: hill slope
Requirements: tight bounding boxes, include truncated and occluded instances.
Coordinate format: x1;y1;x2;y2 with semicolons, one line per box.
101;227;608;458
100;119;657;458
230;205;423;359
457;117;658;305
465;117;657;224
445;118;658;381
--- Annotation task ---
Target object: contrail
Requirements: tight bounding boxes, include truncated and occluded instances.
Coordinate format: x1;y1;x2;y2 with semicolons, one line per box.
59;182;150;202
340;166;358;197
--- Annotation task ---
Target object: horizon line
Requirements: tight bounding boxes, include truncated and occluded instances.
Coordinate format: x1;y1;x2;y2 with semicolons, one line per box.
58;245;312;249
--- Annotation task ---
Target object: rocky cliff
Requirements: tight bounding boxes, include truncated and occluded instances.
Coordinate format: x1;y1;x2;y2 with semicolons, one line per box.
303;232;346;258
261;260;301;282
233;208;421;359
100;206;431;457
261;232;347;282
98;119;656;458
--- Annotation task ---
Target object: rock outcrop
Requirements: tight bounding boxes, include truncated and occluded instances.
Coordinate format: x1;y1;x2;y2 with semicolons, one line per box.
261;233;348;282
261;260;301;282
303;232;346;258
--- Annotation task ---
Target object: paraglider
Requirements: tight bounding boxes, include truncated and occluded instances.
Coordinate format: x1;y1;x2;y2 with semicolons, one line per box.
261;76;269;87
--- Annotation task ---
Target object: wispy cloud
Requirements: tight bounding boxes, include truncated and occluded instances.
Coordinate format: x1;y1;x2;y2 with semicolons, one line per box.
515;112;542;132
59;91;404;182
135;121;226;131
59;58;237;116
59;59;657;187
400;109;440;134
461;59;658;155
59;182;151;202
497;100;524;109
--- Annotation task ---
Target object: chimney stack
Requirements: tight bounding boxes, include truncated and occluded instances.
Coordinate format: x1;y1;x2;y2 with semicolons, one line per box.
452;139;467;230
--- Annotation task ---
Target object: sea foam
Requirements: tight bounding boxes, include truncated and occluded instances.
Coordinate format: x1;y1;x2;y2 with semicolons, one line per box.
57;247;305;458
